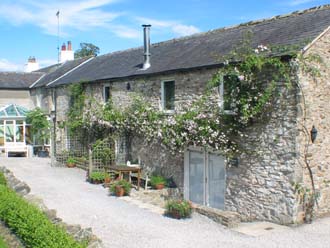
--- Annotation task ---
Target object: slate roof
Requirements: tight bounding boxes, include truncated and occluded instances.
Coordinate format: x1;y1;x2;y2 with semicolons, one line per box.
42;5;330;87
0;72;44;89
32;56;93;88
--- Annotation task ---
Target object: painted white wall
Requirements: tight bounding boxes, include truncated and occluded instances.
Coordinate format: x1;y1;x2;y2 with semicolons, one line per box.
60;50;74;63
25;61;39;72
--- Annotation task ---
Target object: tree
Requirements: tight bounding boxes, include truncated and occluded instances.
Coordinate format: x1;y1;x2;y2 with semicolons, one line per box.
74;43;100;58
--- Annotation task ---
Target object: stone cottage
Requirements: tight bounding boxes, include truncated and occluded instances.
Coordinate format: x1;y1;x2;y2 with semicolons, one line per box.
30;5;330;224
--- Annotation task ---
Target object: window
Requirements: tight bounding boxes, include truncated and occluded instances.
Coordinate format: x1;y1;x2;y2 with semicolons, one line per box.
161;80;175;111
103;85;111;103
218;75;239;112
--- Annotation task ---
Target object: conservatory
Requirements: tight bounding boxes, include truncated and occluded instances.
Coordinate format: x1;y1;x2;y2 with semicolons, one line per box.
0;104;32;157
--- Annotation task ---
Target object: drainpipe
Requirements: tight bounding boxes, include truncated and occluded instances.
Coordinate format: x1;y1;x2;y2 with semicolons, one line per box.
142;24;151;70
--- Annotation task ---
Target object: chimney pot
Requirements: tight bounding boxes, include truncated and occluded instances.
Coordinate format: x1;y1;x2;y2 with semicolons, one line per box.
61;43;66;51
142;24;151;70
67;41;72;51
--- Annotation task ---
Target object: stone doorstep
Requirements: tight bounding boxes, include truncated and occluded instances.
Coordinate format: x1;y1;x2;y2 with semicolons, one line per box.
194;205;241;228
231;221;291;236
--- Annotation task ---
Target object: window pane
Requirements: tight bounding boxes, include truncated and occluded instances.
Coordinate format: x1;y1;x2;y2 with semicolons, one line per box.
5;124;14;142
104;86;110;102
16;126;24;142
6;105;17;116
0;126;4;146
223;75;239;111
16;120;24;125
164;81;175;110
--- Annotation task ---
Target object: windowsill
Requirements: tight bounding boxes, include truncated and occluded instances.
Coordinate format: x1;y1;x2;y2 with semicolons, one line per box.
162;110;175;115
222;110;237;115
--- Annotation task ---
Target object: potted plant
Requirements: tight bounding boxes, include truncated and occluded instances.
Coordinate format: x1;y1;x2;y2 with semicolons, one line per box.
165;199;193;219
150;175;166;190
66;157;76;168
89;171;105;184
26;108;51;157
104;172;112;186
110;179;131;197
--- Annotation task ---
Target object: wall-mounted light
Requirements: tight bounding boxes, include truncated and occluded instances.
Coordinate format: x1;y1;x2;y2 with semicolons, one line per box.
126;82;131;91
311;125;317;143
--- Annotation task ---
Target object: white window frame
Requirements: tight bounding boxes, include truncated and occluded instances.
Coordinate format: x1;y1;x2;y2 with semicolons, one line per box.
161;80;175;113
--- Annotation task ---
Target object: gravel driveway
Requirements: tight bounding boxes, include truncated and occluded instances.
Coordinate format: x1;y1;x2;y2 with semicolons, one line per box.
1;158;330;248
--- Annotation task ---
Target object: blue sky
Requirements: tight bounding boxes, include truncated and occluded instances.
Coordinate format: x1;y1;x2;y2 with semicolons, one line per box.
0;0;329;71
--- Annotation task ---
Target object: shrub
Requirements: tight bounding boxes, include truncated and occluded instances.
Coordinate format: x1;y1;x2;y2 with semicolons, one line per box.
89;171;105;183
66;157;76;164
165;199;193;219
150;175;166;188
110;180;131;196
0;185;86;248
0;173;6;186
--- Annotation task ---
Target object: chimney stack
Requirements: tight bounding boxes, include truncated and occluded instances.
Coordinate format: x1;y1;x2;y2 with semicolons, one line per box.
60;41;74;63
25;56;39;72
142;24;151;70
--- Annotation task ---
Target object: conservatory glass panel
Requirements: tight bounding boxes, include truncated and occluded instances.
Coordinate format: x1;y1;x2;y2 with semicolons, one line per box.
16;126;24;142
6;105;17;116
0;125;4;146
5;121;14;142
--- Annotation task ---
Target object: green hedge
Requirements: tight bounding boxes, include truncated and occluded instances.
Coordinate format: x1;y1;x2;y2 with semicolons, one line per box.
0;236;9;248
0;172;6;186
0;185;86;248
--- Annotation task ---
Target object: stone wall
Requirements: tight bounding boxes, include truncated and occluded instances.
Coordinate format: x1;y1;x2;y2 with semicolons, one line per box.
225;82;300;224
297;29;330;218
84;67;301;224
95;69;219;190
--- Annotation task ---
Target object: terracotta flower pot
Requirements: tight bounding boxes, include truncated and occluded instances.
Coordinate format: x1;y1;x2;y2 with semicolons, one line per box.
67;163;76;168
155;183;165;190
170;210;181;219
115;186;125;197
104;177;111;184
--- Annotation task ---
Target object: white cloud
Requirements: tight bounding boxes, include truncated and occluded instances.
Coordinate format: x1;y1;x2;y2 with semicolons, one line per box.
0;59;22;72
287;0;317;6
38;59;58;68
0;0;122;36
172;24;200;36
136;17;200;37
0;0;200;41
110;25;140;39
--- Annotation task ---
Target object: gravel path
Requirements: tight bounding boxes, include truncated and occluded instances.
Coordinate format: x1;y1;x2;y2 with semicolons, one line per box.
1;158;330;248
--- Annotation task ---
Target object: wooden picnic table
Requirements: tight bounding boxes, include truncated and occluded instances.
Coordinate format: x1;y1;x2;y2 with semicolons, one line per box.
109;165;141;190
